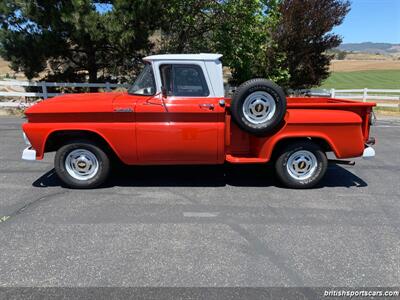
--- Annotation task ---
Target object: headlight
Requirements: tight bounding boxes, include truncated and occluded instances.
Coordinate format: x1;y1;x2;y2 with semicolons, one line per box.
22;131;31;146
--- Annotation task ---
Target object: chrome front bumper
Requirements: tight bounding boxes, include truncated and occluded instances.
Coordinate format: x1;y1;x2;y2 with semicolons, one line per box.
362;146;375;158
22;147;36;161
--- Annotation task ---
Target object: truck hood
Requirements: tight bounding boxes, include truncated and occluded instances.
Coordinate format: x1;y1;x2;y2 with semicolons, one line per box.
25;92;124;115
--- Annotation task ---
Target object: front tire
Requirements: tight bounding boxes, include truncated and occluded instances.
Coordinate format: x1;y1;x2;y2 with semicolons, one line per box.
275;141;327;189
55;141;110;189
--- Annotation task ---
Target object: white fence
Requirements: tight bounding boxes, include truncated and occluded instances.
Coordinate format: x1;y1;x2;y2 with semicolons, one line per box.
0;80;129;107
330;88;400;108
0;80;399;108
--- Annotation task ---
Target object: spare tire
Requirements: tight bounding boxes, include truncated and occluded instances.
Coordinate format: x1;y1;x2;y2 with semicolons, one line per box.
231;78;287;134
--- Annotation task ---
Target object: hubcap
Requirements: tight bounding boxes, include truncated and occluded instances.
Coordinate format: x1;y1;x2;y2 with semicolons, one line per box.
65;149;99;181
286;150;318;180
242;91;276;124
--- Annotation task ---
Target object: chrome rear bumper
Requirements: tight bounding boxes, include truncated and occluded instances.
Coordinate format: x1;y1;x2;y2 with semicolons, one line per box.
362;146;375;158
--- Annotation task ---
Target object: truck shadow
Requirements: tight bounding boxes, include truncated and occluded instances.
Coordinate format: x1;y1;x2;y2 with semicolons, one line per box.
33;163;367;189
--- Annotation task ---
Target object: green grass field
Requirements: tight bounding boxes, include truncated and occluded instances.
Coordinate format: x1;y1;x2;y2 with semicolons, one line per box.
320;70;400;89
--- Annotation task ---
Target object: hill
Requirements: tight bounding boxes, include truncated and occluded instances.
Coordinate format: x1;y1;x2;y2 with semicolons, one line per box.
337;42;400;55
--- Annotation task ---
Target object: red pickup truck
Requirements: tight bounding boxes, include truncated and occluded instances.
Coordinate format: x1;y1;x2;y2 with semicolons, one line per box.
21;54;376;189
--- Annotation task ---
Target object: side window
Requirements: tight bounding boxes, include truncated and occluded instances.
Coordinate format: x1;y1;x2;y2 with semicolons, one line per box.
129;64;156;96
159;64;209;97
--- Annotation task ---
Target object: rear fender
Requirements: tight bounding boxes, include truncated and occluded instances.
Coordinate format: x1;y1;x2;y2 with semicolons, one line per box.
261;109;365;159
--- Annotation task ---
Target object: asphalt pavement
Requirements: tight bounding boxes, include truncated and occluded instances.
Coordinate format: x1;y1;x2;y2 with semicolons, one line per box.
0;115;399;287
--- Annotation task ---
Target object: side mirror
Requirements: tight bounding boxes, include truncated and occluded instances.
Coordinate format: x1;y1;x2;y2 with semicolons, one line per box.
161;86;168;98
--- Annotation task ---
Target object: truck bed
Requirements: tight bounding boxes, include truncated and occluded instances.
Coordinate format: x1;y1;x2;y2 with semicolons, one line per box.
225;97;375;163
288;97;375;143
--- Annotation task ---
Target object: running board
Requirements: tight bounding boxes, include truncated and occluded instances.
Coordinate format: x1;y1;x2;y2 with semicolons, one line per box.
225;154;268;164
328;159;355;166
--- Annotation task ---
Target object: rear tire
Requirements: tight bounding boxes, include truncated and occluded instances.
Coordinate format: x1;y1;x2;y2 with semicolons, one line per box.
231;78;286;135
275;141;327;189
55;141;110;189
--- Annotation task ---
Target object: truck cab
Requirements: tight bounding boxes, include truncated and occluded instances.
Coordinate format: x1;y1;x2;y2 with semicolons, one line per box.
127;54;226;164
21;53;376;189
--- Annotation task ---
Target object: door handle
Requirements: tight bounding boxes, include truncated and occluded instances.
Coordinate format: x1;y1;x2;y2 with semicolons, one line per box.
199;103;214;110
114;107;134;112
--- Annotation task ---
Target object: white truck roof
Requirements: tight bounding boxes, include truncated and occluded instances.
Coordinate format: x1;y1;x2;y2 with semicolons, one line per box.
144;53;225;98
144;53;222;62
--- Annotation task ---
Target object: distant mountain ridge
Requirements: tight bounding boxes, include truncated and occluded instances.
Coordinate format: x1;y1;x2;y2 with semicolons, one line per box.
337;42;400;54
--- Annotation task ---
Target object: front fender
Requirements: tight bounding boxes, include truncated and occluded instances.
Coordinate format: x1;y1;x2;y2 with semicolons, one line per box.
22;122;136;163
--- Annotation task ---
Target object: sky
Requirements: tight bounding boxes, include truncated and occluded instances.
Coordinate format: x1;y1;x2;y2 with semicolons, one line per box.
333;0;400;44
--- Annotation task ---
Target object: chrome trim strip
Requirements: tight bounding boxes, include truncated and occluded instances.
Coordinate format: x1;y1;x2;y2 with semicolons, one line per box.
114;107;133;113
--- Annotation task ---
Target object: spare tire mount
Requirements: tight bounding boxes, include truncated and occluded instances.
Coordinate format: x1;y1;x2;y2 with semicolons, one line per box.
230;78;287;135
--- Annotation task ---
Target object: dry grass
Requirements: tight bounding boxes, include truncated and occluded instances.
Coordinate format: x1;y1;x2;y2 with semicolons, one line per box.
330;59;400;72
0;108;25;116
0;58;11;74
0;58;26;79
374;106;400;117
375;110;400;117
344;52;391;60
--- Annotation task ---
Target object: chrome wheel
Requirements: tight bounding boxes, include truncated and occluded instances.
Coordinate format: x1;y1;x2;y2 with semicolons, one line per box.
65;149;99;181
286;150;318;180
242;91;276;124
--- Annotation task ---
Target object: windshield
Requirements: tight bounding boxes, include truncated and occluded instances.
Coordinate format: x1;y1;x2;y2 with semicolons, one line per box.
129;64;156;96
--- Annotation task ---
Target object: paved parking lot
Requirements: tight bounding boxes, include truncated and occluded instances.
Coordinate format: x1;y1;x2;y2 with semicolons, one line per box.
0;115;399;287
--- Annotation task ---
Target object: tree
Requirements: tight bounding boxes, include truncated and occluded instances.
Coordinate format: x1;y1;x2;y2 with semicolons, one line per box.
337;50;347;60
213;0;283;84
229;0;290;85
272;0;350;89
0;0;160;82
159;0;289;85
1;0;350;89
160;0;349;89
158;0;221;53
104;0;164;80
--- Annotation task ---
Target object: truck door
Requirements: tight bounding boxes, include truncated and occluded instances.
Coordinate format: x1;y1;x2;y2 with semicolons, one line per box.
136;63;225;164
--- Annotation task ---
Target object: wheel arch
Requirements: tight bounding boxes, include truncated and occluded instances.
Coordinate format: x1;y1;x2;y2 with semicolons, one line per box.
269;135;337;160
44;129;121;161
